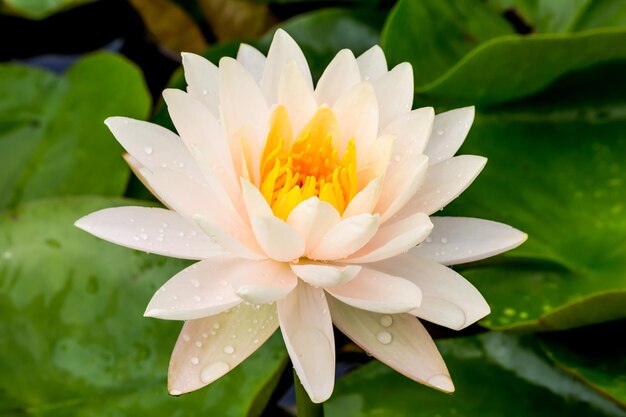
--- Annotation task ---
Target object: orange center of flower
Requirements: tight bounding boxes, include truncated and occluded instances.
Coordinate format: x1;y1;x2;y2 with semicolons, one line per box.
260;105;357;220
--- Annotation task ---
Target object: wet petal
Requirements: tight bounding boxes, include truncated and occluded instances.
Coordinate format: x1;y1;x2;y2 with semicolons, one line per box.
278;60;317;135
383;107;434;165
376;154;429;222
328;299;453;392
237;43;266;83
424;107;475;163
308;214;380;261
290;262;361;287
278;283;335;403
75;206;223;260
181;52;220;117
411;217;527;265
371;62;413;127
315;49;361;106
168;303;278;394
333;82;379;154
356;45;387;81
326;267;422;314
343;177;382;218
287;197;341;254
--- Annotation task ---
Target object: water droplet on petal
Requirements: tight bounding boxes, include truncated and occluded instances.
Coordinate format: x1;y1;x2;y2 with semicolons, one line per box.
144;146;153;155
200;361;230;383
376;331;392;344
379;315;393;327
436;129;444;135
139;233;148;240
190;356;199;365
195;341;202;347
190;278;200;288
223;345;235;354
440;237;448;244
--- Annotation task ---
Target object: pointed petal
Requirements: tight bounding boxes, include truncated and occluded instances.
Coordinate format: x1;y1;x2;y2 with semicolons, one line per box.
357;134;394;186
287;197;341;254
231;259;297;304
369;254;490;330
346;212;433;263
241;181;305;261
326;267;421;314
425;107;475;163
315;49;361;106
411;217;527;265
168;303;278;394
332;82;379;153
278;283;335;403
343;177;382;218
383;107;434;163
144;258;242;320
181;52;220;116
237;43;266;83
308;214;380;261
278;60;317;135
356;45;387;81
376;154;429;222
328;299;453;392
75;207;223;260
399;155;487;217
162;89;238;195
105;117;203;182
290;262;361;288
194;214;265;260
371;62;413;127
261;29;313;105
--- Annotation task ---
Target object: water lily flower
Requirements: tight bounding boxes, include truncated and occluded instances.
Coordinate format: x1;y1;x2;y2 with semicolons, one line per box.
75;29;526;403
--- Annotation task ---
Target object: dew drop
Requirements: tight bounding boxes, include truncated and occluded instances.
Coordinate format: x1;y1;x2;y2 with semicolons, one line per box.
376;331;392;344
144;146;153;155
202;89;208;95
190;278;200;288
182;334;191;342
440;237;448;244
195;341;202;347
223;345;235;354
213;323;221;330
178;232;185;237
190;356;199;365
200;361;230;383
436;129;444;135
139;233;148;240
379;315;393;327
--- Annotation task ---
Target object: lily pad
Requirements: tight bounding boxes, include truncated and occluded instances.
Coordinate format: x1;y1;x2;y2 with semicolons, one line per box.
0;53;150;211
540;321;626;407
0;197;287;417
326;333;626;417
444;63;626;331
0;0;97;19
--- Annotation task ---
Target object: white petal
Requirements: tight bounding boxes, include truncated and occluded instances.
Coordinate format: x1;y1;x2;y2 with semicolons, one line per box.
308;214;380;261
168;303;278;394
241;180;305;261
357;134;394;186
346;212;433;263
332;82;379;154
278;60;317;135
237;43;266;83
356;45;387;81
371;62;413;127
181;52;220;117
75;207;223;260
232;259;297;304
369;254;490;330
425;107;475;163
343;177;382;218
105;117;203;182
326;267;421;314
398;155;487;217
315;49;361;106
144;257;242;320
278;283;334;403
383;107;434;163
219;57;269;184
410;217;527;265
162;89;238;196
261;29;313;105
328;299;453;392
287;197;341;253
194;214;265;260
376;154;429;222
290;262;361;288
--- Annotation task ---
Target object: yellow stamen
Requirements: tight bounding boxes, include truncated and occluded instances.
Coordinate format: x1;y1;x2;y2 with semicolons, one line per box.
260;105;358;220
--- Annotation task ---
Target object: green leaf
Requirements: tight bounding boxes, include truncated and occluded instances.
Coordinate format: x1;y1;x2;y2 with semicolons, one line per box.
381;0;514;87
443;63;626;331
326;333;626;417
0;53;150;211
540;321;626;407
0;0;97;19
0;197;287;416
487;0;593;32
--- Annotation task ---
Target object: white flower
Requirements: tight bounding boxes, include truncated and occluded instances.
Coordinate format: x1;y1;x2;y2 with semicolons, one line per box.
76;29;526;403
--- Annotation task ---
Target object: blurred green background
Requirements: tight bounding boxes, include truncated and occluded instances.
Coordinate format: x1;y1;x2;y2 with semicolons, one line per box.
1;0;626;416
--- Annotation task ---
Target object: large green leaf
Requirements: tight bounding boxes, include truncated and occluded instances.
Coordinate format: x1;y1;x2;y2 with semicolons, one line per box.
0;0;97;19
381;0;513;88
486;0;592;32
0;53;150;211
0;197;287;417
540;321;626;407
573;0;626;31
326;333;626;417
444;63;626;331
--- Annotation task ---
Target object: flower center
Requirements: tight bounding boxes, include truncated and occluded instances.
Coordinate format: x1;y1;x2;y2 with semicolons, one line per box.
260;105;357;220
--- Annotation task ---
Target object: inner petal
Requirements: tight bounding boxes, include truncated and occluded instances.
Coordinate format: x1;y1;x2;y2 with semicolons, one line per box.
260;105;358;220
